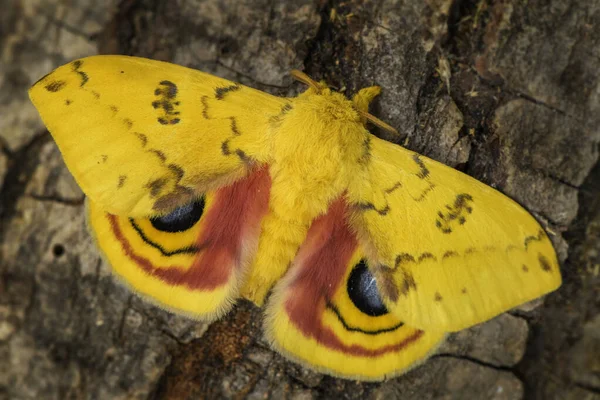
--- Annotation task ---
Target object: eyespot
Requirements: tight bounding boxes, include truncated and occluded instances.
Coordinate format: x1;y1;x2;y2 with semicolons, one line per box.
150;198;205;232
347;259;389;317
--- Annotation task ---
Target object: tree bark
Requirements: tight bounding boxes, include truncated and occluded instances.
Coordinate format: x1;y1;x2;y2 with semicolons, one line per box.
1;0;598;399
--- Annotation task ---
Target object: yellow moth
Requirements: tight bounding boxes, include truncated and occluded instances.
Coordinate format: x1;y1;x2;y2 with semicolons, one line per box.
29;56;561;380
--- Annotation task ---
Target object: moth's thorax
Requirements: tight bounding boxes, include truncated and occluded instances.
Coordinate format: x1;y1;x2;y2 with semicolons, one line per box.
265;89;370;219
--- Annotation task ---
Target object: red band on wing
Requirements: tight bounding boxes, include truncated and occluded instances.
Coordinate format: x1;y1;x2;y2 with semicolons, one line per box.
108;167;271;290
284;198;424;357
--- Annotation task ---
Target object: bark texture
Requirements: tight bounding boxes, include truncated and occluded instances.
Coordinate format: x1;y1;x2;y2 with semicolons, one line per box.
1;0;599;399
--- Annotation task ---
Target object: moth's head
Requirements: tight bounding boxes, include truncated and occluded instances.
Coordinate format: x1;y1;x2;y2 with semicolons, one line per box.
290;70;398;135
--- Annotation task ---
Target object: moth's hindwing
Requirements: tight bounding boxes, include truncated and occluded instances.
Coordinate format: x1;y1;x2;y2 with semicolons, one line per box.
264;198;444;380
88;168;271;320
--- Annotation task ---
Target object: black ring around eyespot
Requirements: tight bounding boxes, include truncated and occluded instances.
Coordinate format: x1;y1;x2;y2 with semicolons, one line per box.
347;259;389;317
150;198;205;232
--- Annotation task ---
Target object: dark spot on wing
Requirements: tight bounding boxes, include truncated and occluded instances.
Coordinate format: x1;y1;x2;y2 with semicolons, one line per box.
221;140;231;156
168;164;185;181
418;252;435;262
524;230;545;249
149;149;167;163
235;149;250;162
356;202;390;215
45;80;66;92
376;266;400;302
134;133;147;147
117;175;127;188
153;186;195;213
201;96;210;119
443;251;458;259
358;137;372;165
230;117;241;135
413;154;430;179
72;60;89;87
146;178;168;197
150;198;205;233
398;269;417;296
434;292;443;301
413;182;436;202
153;81;181;125
436;193;474;234
347;260;389;317
395;253;415;268
538;254;552;272
385;181;402;194
215;84;240;100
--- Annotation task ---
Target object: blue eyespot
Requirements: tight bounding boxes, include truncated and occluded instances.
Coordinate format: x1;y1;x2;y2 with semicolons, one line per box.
150;198;205;232
347;259;389;317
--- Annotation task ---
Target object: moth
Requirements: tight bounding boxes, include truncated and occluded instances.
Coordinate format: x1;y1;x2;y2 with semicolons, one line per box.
29;56;561;380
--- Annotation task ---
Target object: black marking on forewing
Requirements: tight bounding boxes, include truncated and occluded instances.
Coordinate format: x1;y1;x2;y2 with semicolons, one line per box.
412;182;436;202
358;137;372;165
235;149;250;163
442;251;458;259
436;193;474;234
356;202;390;215
413;154;430;179
221;140;231;156
72;60;89;87
123;118;133;129
395;253;415;268
65;99;72;106
201;96;210;119
45;81;66;92
230;117;241;135
385;181;402;194
146;178;168;197
168;164;185;181
538;254;552;272
215;84;240;100
129;219;200;256
524;230;545;249
149;149;167;163
269;103;294;124
418;252;436;262
326;301;404;335
153;80;181;125
117;175;127;188
134;133;148;147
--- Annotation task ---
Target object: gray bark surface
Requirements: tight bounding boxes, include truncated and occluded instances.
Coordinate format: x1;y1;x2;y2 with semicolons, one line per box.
0;0;598;399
